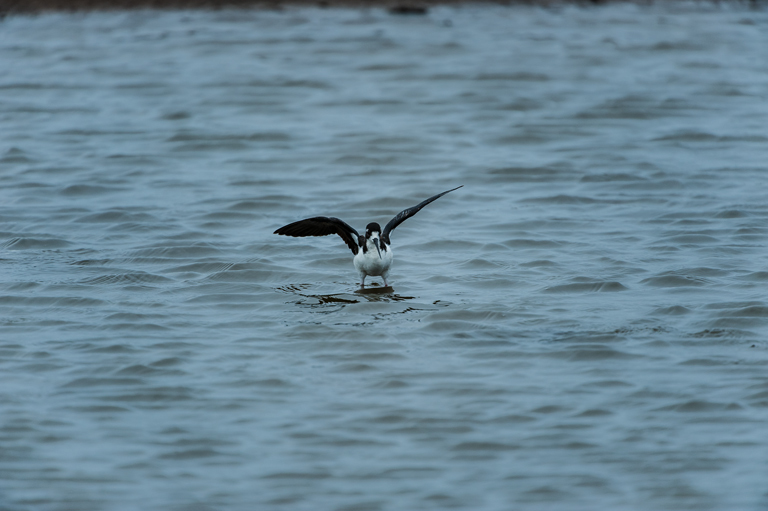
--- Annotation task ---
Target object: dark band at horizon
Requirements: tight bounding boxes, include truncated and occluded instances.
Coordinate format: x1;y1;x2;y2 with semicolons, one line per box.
0;0;698;14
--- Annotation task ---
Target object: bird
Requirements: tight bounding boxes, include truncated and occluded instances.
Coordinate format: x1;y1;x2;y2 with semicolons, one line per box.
273;185;463;288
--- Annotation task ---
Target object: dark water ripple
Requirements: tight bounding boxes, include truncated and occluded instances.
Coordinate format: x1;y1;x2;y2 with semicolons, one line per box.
1;4;768;511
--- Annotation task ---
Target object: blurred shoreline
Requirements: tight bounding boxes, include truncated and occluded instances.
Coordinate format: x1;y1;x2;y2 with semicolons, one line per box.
0;0;747;15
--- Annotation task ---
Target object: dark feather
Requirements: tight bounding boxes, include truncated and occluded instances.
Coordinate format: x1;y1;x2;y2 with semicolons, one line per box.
274;216;361;255
382;185;463;244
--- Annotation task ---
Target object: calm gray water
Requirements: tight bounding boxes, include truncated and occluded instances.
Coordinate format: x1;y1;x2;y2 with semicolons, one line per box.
1;4;768;510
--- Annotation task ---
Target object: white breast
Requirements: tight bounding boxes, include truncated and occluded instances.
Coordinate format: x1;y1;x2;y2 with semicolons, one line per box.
353;239;393;277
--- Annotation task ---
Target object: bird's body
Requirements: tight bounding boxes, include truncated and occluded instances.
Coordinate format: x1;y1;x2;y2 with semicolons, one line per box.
353;225;394;287
274;186;462;288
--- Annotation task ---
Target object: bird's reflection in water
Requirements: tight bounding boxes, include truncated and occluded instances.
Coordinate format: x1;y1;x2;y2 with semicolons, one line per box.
354;286;417;303
277;283;413;309
355;285;393;296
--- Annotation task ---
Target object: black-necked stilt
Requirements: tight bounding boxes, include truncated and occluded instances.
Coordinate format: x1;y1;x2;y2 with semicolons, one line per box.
274;186;462;288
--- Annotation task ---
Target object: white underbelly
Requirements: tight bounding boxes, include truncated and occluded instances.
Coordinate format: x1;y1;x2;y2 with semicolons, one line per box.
354;248;393;276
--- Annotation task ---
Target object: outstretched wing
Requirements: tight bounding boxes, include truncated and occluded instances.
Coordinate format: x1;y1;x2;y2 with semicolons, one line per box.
274;216;361;255
382;185;463;244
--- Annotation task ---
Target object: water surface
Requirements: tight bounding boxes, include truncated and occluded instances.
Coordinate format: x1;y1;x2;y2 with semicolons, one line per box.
1;4;768;510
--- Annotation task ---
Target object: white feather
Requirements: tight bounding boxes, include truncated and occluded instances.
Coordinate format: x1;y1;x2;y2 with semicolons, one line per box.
353;233;393;287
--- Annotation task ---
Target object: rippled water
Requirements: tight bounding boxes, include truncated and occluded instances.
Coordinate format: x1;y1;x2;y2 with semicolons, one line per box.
2;4;768;510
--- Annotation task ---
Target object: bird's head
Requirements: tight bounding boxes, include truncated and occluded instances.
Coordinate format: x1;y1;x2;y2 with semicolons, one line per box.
365;222;382;259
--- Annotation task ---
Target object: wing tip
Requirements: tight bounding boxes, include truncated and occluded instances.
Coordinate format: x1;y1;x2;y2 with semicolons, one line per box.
274;225;303;237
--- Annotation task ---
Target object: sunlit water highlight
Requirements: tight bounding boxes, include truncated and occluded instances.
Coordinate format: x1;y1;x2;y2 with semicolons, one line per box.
1;4;768;510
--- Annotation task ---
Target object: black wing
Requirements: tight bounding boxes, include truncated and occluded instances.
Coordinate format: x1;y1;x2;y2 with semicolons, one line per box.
382;185;463;245
274;216;361;255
